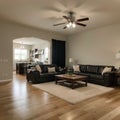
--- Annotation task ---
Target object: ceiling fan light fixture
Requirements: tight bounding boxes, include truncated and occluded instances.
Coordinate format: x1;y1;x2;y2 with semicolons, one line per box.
66;23;70;28
69;22;72;26
66;22;76;28
72;22;76;28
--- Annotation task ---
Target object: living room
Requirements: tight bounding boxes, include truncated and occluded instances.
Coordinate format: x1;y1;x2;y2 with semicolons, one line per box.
0;0;120;120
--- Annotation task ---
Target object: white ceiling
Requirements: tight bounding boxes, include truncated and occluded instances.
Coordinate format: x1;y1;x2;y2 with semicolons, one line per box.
0;0;120;35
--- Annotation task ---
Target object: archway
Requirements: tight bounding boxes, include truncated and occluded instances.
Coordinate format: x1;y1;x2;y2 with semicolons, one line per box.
13;37;50;72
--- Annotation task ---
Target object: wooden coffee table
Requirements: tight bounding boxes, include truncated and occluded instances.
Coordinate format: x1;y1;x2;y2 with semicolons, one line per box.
55;74;88;89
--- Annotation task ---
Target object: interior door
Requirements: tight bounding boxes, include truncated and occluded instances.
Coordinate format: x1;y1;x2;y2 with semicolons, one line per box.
52;39;66;68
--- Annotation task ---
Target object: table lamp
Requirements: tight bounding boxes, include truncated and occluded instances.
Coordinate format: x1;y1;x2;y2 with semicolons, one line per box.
68;58;73;75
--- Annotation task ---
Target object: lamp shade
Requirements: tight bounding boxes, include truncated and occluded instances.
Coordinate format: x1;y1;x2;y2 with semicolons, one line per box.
69;58;73;63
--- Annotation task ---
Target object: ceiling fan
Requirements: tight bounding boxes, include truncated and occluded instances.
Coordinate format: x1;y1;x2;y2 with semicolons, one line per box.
53;11;89;29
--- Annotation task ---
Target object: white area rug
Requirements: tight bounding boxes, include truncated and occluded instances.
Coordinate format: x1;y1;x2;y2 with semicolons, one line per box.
32;82;114;104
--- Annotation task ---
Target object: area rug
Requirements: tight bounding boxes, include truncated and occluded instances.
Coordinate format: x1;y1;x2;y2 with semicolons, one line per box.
32;82;114;104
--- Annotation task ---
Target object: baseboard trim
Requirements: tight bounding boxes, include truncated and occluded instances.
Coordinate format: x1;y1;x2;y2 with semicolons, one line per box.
0;79;12;83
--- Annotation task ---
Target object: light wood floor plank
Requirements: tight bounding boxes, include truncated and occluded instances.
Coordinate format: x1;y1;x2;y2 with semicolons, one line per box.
0;73;119;120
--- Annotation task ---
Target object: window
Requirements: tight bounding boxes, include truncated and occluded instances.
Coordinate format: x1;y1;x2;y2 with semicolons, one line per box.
14;48;28;61
44;47;48;59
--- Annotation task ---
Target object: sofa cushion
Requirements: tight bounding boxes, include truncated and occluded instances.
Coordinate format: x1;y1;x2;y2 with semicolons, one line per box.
47;64;59;72
73;65;80;72
48;67;56;73
86;65;99;74
40;72;58;77
35;64;42;73
43;65;48;73
75;72;90;77
79;65;87;73
39;64;58;73
102;67;112;75
89;74;103;80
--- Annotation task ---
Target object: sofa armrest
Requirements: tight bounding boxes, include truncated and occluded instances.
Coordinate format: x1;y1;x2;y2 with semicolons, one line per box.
103;71;115;86
26;70;40;83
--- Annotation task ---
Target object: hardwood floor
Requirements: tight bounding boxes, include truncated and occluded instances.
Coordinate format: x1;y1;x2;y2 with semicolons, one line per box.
0;73;120;120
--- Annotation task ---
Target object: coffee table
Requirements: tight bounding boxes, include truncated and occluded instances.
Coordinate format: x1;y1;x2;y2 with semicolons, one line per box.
55;74;88;89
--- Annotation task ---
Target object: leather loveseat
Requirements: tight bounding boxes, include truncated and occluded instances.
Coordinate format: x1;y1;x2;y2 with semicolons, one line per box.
26;64;63;84
73;64;116;87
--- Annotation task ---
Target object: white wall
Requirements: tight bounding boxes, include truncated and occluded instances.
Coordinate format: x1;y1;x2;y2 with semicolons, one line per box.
67;23;120;68
0;19;66;81
32;41;50;63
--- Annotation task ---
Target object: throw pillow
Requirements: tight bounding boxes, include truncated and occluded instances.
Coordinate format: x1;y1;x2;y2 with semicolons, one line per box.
35;65;42;73
102;67;112;75
48;67;56;73
73;65;80;72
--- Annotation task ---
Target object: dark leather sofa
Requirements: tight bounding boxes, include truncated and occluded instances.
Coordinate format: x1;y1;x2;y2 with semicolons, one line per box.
73;64;116;87
26;64;62;84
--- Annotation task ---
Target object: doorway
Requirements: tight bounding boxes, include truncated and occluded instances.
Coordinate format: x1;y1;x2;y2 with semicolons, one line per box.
13;37;50;74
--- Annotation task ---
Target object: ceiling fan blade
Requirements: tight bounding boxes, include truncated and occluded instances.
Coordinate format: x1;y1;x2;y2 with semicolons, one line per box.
53;22;66;26
77;17;89;22
63;26;67;29
76;22;87;27
63;16;70;22
63;16;69;19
